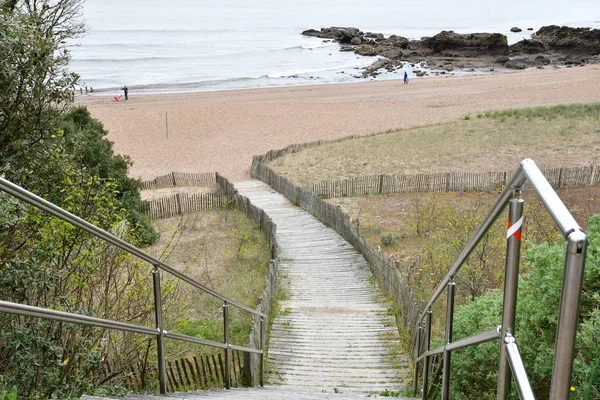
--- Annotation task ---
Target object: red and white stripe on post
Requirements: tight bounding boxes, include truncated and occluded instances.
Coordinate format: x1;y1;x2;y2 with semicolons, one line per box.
507;216;523;241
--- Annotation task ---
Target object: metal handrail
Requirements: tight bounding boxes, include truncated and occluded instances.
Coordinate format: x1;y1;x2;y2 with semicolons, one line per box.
0;178;265;318
412;159;587;400
505;334;536;400
0;177;267;393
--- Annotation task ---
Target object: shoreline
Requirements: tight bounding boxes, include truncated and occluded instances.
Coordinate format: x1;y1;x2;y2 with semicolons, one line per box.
78;63;524;98
79;65;600;182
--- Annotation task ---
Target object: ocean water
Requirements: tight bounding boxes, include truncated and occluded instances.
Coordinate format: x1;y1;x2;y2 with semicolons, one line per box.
70;0;600;94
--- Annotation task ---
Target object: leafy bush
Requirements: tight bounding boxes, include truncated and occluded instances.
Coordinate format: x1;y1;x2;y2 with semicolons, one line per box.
59;106;158;246
449;213;600;399
381;232;399;247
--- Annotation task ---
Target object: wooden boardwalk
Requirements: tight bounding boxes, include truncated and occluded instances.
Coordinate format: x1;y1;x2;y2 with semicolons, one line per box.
235;180;408;395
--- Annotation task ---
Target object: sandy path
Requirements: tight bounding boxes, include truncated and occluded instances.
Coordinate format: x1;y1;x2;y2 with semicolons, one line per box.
79;65;600;181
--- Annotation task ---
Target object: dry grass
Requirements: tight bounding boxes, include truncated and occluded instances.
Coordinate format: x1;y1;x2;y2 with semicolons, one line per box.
269;104;600;185
144;208;271;356
328;185;600;291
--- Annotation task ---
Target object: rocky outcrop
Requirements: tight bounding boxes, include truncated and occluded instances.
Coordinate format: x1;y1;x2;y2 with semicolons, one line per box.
504;58;541;69
301;27;363;44
535;25;600;55
510;39;546;54
301;25;600;78
421;31;509;55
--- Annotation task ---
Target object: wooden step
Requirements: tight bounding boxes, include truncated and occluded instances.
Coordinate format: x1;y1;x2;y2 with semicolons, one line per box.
234;180;410;394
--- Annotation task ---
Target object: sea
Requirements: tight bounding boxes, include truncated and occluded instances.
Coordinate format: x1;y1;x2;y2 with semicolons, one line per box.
70;0;600;94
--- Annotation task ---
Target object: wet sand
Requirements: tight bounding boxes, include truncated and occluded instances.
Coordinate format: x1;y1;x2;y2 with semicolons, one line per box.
78;65;600;181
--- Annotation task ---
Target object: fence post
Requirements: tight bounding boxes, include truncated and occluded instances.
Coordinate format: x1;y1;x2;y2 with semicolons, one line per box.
557;168;563;187
442;277;456;400
176;193;182;215
497;198;524;400
260;316;265;387
153;266;167;394
223;302;231;389
422;309;432;400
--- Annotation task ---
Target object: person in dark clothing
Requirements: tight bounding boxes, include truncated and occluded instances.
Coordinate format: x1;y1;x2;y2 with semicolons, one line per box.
404;71;409;84
122;86;129;100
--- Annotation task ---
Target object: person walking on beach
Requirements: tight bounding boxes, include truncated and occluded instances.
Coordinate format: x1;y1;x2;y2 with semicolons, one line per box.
404;71;409;84
122;85;129;100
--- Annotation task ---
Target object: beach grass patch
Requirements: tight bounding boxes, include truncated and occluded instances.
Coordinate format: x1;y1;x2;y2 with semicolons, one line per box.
267;103;600;185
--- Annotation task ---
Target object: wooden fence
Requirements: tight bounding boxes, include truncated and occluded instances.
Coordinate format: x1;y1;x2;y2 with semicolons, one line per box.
304;165;600;199
165;351;245;392
133;173;278;387
251;156;422;338
140;172;217;190
104;350;245;392
140;192;233;219
216;174;279;387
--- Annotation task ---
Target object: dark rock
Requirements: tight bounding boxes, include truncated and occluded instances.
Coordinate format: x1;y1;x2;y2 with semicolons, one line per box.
495;56;510;64
415;70;426;76
351;37;362;45
535;55;551;65
356;44;378;56
301;26;363;43
380;48;403;59
511;27;522;33
362;59;392;77
510;39;547;54
504;58;540;69
339;45;354;52
527;28;534;31
535;25;600;55
388;35;409;49
422;31;509;55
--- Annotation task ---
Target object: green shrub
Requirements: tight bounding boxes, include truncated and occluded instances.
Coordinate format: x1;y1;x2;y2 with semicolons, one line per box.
381;232;399;247
449;213;600;399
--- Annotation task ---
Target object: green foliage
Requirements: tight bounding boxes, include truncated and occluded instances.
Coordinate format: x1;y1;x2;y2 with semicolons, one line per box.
58;106;158;245
0;387;18;400
482;103;600;121
380;388;414;397
449;213;600;399
0;0;84;173
380;232;399;247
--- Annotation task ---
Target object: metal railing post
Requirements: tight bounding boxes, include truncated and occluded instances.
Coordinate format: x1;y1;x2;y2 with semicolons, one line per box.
422;309;432;400
152;266;167;395
442;277;456;400
504;334;536;400
550;230;587;400
497;198;524;400
413;323;423;396
260;316;265;387
223;301;231;389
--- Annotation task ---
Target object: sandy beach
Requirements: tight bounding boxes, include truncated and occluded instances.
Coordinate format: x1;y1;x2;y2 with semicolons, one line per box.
79;66;600;181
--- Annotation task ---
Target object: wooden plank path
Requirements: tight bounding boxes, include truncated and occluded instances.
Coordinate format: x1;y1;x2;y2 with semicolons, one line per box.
234;180;409;395
84;386;409;399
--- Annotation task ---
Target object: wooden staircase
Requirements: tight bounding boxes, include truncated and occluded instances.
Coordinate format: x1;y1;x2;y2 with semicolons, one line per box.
81;180;415;400
235;180;409;394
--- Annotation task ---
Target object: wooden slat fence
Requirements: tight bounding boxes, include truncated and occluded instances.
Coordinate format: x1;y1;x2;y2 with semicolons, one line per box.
164;351;246;392
140;172;217;190
251;156;422;338
304;165;600;199
216;174;279;387
101;350;246;392
140;192;233;219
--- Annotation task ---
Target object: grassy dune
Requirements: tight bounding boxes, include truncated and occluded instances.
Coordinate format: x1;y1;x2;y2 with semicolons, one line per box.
269;103;600;185
146;208;271;358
